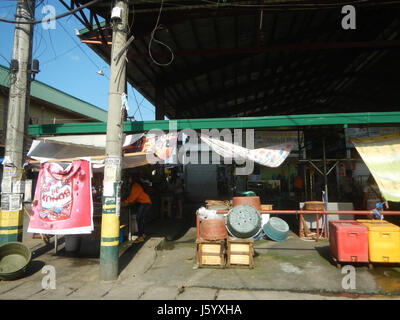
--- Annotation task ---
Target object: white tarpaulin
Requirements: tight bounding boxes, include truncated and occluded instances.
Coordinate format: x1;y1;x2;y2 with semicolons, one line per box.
200;135;293;168
27;134;144;162
27;133;178;170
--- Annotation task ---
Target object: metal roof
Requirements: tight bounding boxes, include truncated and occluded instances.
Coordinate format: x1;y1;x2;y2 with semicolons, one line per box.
71;0;400;120
0;64;108;122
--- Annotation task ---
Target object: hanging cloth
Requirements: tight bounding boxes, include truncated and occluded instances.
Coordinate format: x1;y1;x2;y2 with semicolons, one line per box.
200;135;293;168
351;132;400;202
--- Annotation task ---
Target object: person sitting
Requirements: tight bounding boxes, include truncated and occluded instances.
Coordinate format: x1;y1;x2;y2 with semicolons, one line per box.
122;175;152;243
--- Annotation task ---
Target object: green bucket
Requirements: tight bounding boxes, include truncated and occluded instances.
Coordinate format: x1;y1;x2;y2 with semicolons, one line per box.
0;242;32;280
236;191;257;197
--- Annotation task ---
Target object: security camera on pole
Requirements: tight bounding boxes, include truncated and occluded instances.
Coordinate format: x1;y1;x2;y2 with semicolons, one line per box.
100;0;129;281
0;0;35;245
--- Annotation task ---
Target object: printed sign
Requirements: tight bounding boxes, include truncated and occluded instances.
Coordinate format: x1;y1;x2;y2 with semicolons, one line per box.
1;194;22;211
27;160;93;235
345;127;400;148
24;180;32;202
255;131;303;151
142;133;178;160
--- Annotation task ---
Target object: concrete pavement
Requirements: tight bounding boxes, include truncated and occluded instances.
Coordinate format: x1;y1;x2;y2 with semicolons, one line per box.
1;213;400;300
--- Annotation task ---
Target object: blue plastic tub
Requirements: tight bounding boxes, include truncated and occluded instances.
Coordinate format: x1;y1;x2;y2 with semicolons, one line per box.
263;217;289;242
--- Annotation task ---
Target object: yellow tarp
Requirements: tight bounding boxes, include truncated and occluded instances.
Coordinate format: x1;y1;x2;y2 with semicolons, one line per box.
352;132;400;202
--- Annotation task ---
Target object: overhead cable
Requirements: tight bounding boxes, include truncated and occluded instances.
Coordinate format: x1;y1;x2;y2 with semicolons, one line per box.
148;0;175;67
0;0;102;24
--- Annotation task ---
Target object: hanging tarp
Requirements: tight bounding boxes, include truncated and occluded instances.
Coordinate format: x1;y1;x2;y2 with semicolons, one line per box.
142;132;178;161
351;132;400;202
27;134;144;162
200;135;293;168
27;132;178;169
27;159;93;235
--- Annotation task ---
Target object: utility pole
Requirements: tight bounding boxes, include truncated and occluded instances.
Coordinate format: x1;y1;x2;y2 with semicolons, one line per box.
0;0;35;245
100;0;129;281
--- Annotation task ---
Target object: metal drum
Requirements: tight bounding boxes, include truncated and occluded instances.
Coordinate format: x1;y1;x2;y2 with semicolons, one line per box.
225;205;262;239
263;217;289;242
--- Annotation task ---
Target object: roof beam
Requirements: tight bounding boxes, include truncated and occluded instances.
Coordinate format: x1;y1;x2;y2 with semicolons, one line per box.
126;41;400;60
28;111;400;136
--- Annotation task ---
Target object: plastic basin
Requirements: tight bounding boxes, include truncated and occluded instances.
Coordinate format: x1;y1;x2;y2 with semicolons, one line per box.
263;217;289;242
207;205;229;211
0;242;32;280
225;204;262;239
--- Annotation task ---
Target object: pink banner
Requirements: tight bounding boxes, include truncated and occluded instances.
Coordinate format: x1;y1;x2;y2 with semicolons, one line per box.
27;160;93;235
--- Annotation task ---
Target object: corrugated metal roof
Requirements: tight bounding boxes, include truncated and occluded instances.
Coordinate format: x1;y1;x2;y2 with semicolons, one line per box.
0;64;107;122
75;0;400;120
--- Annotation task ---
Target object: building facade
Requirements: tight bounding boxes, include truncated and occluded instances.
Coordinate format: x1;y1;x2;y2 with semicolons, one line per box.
0;64;107;153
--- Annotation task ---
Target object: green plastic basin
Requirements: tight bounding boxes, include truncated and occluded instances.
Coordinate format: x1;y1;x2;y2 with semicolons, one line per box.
0;242;32;280
225;204;262;239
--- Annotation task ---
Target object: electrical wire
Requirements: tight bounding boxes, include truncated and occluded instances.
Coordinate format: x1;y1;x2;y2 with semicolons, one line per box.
0;0;102;24
58;20;102;71
47;25;57;62
0;53;10;65
148;0;174;67
130;85;144;121
32;20;46;59
33;23;48;60
40;43;81;65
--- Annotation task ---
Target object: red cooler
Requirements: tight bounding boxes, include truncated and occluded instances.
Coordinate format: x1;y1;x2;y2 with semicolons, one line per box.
329;220;369;263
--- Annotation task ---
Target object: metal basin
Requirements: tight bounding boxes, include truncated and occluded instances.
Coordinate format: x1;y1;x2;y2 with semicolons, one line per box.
0;242;32;280
225;204;262;239
263;217;289;242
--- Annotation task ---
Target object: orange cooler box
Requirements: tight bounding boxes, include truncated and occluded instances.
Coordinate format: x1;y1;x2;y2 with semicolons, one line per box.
329;220;369;263
357;220;400;263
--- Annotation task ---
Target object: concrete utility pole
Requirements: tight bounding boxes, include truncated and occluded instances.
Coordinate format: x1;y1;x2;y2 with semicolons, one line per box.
100;0;129;281
0;0;35;245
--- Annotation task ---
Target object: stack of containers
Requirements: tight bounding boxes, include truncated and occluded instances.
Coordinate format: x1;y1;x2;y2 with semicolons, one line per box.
329;220;369;264
357;220;400;263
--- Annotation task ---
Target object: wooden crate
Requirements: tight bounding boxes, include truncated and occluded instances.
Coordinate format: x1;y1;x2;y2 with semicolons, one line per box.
196;239;226;268
226;238;254;268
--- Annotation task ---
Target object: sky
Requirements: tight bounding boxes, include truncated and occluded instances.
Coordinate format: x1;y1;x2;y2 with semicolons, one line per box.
0;0;156;121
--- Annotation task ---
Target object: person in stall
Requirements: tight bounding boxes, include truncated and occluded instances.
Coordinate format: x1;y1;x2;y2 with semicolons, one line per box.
363;174;385;210
121;174;152;243
169;169;184;219
340;169;355;202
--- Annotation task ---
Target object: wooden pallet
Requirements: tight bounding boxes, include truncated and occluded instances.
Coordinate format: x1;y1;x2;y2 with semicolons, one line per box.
196;239;226;268
226;238;254;269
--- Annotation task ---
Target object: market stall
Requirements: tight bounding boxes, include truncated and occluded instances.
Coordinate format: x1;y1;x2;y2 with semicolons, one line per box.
23;132;177;254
